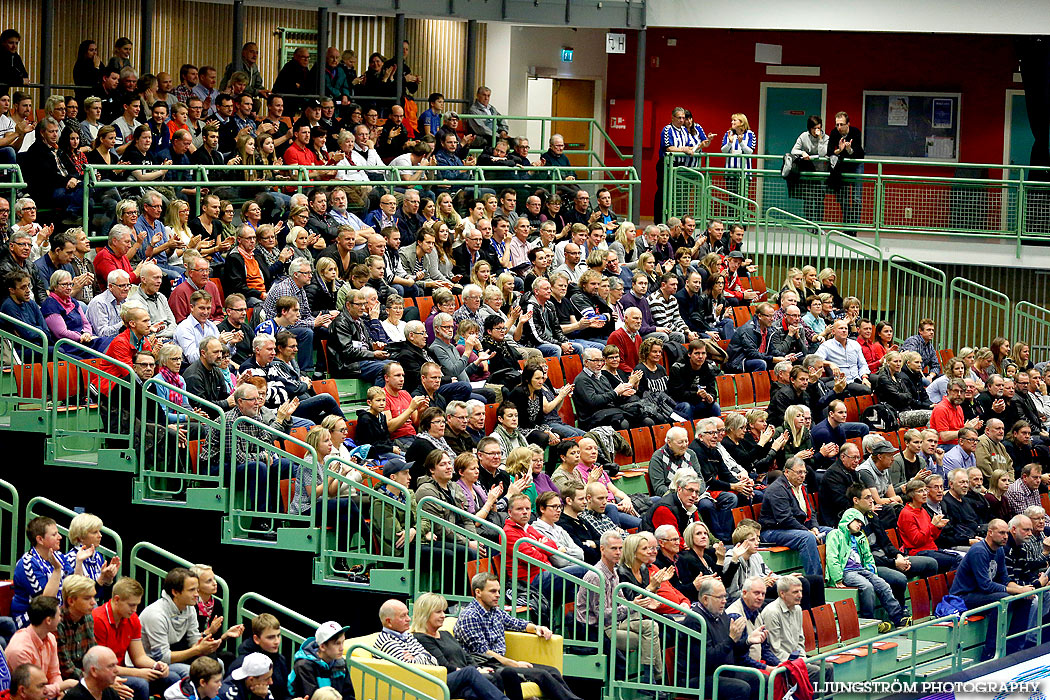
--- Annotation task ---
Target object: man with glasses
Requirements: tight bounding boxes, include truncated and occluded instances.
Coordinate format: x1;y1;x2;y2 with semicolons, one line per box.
261;258;337;375
817;442;863;526
572;347;635;431
1;230;47;305
134;192;178;276
681;578;765;700
327;287;390;384
942;426;980;475
222;224;274;310
930;378;983;447
204;381;296;538
169;250;224;323
476;436;511;495
727;302;787;373
86;269;133;341
642;457;704;543
392;319;471;401
814;319;872;395
1006;463;1044;519
430;311;493;401
1013;371;1050;440
215;292;253;368
768;304;816;366
442;400;477;455
34;229;90;298
758;457;831;578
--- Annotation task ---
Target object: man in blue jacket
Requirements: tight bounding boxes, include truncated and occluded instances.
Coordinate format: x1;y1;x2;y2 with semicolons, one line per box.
949;518;1034;660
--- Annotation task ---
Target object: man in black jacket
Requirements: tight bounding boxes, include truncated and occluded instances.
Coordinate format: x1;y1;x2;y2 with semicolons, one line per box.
688;417;745;540
23;118;83;218
674;271;706;335
767;305;816;365
681;579;767;700
326;287;390;382
829;111;865;231
568;270;614;344
184;337;237;418
667;340;720;421
306;190;339;245
452;225;501;281
572;347;635;431
1014;371;1050;440
726;302;786;373
757;459;829;578
767;366;811;428
557;485;600;564
0;230;47;304
849;483;938;606
818;442;862;526
977;375;1021;436
940;468;982;549
522;277;575;357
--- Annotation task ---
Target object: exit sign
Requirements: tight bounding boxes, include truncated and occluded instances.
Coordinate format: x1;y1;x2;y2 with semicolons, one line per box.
561;47;574;62
606;32;626;54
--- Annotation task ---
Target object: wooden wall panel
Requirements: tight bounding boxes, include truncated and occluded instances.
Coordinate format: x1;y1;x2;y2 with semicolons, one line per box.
245;4;318;89
0;0;485;108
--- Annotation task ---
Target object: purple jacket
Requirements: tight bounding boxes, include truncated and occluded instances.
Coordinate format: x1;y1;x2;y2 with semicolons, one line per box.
620;291;659;336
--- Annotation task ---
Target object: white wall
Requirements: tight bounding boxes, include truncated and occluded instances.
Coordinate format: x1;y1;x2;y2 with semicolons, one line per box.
525;78;554;148
482;25;608;159
646;0;1050;34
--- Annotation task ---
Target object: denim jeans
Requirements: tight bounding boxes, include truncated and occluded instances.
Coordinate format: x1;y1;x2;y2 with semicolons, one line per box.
841;568;904;623
608;505;641;530
359;359;390;385
125;670;182;700
742;358;768;373
287;325;316;373
447;666;506;700
568;339;607;356
537;342;563;357
678;399;721;421
696;492;737;541
762;527;831;577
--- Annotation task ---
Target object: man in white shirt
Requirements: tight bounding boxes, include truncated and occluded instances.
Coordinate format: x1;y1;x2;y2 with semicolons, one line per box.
341;124;385;180
815;319;872;395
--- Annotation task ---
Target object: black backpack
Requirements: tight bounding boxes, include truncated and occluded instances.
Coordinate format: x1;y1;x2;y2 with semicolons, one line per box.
862;402;900;432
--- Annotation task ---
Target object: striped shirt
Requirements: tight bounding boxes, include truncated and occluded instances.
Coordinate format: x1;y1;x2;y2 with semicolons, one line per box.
373;628;439;666
721;129;757;171
659;123;690;160
647;290;690;336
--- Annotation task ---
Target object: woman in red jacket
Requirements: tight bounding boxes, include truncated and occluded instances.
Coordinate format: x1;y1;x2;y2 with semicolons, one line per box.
896;479;959;573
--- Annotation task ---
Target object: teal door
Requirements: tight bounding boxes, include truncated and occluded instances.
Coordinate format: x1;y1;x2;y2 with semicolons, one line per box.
761;85;825;219
1008;92;1034;179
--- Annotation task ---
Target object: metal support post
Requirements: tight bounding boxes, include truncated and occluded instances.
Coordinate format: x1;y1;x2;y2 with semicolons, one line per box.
632;28;646;222
141;0;154;75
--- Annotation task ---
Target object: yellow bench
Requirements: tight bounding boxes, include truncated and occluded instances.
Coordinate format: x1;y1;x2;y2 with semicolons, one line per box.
347;617;563;700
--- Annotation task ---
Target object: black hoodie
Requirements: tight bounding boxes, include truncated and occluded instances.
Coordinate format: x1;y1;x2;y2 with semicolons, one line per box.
228;638;290;700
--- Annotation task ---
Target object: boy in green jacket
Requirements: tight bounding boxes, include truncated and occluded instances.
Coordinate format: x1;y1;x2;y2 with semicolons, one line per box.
826;508;911;632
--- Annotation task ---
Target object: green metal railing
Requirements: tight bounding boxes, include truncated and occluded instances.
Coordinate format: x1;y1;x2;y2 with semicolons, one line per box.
508;538;607;679
236;591;321;670
134;378;227;510
713;665;770;700
129;541;230;635
1;165;25;230
886;256;948;346
666;153;1050;254
0;311;50;432
755;207;825;289
225;416;319;550
413;496;505;607
1014;302;1050;357
26;495;123;562
81;162;640;240
608;582;707;700
315;455;412;591
0;478;20;577
46;339;136;471
947;278;1012;353
346;644;451;700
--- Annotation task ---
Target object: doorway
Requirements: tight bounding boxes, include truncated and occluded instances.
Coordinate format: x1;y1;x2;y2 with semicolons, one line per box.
552;78;596;169
759;83;827;218
1005;90;1033;178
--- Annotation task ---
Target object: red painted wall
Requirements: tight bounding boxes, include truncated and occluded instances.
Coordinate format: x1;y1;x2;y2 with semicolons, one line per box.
605;29;1020;216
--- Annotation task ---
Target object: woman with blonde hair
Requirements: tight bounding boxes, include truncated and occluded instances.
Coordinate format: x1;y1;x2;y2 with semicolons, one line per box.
1010;342;1033;372
496;272;519;312
618;532;689;615
636;251;658;289
721;112;756;196
65;512;120;589
674;520;725;602
780;267;805;299
818;267;843;310
435;192;461;230
800;265;820;299
471;259;492;290
610;221;639;269
163;198;196;268
778;404;817;468
286;225;315;261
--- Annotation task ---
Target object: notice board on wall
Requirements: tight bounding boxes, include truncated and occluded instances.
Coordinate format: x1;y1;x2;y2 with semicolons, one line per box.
861;91;961;161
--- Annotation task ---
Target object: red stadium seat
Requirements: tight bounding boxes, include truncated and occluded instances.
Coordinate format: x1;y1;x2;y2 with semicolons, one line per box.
561;355;583;383
715;375;736;408
908;579;931;620
545;357;565;388
753;371;773;405
416;296;435;320
734;373;755;408
629;427;655;465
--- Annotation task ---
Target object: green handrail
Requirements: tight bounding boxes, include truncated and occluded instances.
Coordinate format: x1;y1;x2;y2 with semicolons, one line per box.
129;541;230;635
608;581;708;700
345;643;451;700
453;114;634;169
227;415;319;550
0;310;50;432
0;165;25;230
412;495;506;607
237;591;322;669
135;377;227;510
823;229;884;319
26;495;123;562
713;664;769;700
1014;301;1050;356
315;455;413;587
0;478;20;577
46;339;136;471
947;277;1012;353
886;255;948;345
508;537;607;678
